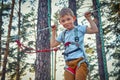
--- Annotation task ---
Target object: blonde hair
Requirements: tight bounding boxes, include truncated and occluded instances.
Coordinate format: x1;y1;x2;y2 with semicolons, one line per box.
58;7;74;19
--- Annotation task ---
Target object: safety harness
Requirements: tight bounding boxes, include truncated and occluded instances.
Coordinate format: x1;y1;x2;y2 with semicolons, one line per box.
62;26;88;75
62;27;80;56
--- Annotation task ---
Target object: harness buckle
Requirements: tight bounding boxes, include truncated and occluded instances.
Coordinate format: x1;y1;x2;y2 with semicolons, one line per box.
75;36;79;42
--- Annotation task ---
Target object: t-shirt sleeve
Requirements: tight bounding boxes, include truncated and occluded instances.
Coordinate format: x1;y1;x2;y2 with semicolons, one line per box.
78;25;87;34
56;32;63;43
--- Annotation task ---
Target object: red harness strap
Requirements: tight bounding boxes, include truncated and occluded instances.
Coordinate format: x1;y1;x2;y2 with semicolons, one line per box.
65;58;86;75
64;42;71;47
66;66;77;75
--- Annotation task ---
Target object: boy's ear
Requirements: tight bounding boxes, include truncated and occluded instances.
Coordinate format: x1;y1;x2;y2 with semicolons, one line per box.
73;16;76;21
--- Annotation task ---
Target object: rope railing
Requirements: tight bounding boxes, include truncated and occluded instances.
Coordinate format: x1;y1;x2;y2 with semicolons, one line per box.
15;40;60;54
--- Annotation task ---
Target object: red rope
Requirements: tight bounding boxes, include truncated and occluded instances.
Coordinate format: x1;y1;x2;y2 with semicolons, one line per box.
15;40;59;54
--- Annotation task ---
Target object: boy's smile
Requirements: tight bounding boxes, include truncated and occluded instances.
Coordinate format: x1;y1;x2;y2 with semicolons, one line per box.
59;14;76;30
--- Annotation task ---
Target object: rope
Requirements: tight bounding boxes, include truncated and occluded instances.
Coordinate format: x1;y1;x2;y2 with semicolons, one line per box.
15;40;59;53
96;0;108;80
78;9;99;18
47;0;55;80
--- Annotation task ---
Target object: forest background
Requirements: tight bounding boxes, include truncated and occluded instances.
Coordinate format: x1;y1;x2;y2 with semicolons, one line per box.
0;0;120;80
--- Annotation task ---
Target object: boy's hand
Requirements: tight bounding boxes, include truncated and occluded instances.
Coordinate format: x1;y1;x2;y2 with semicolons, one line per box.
84;12;92;20
51;25;57;32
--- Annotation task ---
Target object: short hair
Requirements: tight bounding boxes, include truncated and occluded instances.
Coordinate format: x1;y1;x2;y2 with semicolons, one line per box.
58;7;74;19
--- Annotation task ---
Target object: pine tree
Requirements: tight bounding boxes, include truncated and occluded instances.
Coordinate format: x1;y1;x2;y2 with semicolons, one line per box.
35;0;51;80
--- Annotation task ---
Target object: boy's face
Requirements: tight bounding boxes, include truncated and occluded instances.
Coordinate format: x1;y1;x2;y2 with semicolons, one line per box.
59;14;76;30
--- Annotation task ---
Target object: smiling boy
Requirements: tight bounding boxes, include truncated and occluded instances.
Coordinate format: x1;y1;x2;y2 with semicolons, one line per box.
51;7;98;80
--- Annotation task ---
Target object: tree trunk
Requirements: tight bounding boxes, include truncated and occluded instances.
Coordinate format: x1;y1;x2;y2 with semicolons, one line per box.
0;0;3;69
35;0;51;80
92;0;108;80
68;0;78;26
1;0;15;80
16;0;21;80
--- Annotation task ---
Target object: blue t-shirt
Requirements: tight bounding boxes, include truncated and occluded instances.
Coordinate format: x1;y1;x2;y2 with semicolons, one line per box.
56;25;87;61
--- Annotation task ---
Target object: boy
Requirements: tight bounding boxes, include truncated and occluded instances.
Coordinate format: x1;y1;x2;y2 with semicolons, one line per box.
51;7;98;80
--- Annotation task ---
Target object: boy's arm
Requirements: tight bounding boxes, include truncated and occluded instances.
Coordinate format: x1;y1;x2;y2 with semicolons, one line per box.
50;25;60;48
84;12;98;34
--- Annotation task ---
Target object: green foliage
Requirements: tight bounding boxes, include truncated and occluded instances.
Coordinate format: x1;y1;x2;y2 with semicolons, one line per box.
1;0;37;79
100;0;120;79
76;0;84;10
55;0;68;7
0;2;11;11
87;54;100;80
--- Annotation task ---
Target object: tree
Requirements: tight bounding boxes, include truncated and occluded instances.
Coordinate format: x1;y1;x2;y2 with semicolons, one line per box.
92;0;108;80
68;0;78;26
16;0;21;80
0;0;37;80
35;0;51;80
0;0;3;68
0;0;11;69
1;0;15;80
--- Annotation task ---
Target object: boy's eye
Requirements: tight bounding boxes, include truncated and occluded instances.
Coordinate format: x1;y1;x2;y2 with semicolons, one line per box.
61;20;65;23
60;18;71;23
67;18;71;21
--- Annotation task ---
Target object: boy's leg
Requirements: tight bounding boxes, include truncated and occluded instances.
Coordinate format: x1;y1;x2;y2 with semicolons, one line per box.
64;70;75;80
75;62;88;80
